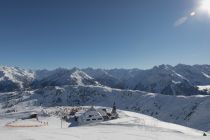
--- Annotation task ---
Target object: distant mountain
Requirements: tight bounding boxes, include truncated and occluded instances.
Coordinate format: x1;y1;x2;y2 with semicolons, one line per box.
0;66;34;92
31;68;100;88
83;64;210;95
0;64;210;95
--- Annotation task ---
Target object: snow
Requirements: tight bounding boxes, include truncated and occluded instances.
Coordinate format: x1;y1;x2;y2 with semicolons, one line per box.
172;80;181;84
5;118;46;127
70;70;96;85
1;64;210;139
197;85;210;93
0;66;35;88
172;70;188;81
0;109;209;140
202;72;210;78
32;68;100;88
1;84;210;131
1;64;210;95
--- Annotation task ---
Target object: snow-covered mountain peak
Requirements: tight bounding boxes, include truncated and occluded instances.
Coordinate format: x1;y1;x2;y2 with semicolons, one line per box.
0;66;34;79
0;66;35;90
1;64;210;95
70;70;99;86
31;68;100;88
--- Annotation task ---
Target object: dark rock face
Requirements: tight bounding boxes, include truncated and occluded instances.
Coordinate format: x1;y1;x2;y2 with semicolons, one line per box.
0;80;20;92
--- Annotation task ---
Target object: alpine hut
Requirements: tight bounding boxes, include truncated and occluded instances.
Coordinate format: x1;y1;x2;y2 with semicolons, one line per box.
77;106;104;125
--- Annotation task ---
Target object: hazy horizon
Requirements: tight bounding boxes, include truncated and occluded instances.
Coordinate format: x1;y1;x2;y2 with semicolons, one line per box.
1;63;210;71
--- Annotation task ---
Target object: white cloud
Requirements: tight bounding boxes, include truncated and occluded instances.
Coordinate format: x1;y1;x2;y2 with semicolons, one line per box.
174;16;188;27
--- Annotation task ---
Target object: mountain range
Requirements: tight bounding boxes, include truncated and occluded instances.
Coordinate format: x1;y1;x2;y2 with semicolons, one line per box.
1;64;210;131
1;64;210;96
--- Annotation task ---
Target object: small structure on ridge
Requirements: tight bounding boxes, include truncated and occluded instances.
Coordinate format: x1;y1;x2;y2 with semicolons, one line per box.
74;102;119;125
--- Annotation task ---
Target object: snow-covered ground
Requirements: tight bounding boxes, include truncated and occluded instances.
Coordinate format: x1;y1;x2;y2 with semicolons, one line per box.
1;85;210;131
198;85;210;93
0;109;209;140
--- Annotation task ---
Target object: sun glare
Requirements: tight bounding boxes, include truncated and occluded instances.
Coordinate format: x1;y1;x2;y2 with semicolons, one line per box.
200;0;210;15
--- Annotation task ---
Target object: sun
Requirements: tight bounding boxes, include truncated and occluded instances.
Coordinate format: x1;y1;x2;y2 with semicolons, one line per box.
200;0;210;15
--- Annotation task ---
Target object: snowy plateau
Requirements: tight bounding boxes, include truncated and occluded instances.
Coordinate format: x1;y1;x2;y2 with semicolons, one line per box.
1;64;210;140
0;108;210;140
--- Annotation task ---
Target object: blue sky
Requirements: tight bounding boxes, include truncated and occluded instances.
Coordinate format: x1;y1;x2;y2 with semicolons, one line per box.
0;0;210;69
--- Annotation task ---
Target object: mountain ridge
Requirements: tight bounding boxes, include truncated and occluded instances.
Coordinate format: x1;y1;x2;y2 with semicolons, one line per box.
0;64;210;95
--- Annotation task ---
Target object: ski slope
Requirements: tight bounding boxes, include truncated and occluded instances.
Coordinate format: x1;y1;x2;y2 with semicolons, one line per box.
0;109;209;140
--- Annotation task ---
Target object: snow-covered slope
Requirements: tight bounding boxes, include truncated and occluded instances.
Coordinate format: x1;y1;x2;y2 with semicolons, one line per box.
31;68;100;88
1;85;210;131
0;108;209;140
1;64;210;95
0;66;34;92
198;85;210;93
84;64;210;95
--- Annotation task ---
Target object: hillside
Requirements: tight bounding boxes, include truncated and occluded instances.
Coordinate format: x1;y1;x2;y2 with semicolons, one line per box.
0;107;209;140
1;85;210;131
0;66;34;92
